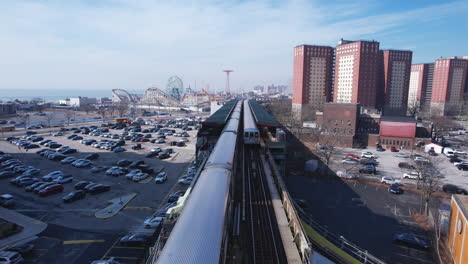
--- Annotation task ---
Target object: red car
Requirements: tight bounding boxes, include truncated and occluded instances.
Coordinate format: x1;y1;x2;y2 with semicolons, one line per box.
139;138;149;142
345;154;360;159
39;184;64;197
391;146;399;152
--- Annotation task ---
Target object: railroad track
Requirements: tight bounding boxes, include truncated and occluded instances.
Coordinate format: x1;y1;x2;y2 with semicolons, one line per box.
243;145;286;264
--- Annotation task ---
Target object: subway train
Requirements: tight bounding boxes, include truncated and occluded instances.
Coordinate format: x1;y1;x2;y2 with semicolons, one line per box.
243;99;260;144
156;100;242;263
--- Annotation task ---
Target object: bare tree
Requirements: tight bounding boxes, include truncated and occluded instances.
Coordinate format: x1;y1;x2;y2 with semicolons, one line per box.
108;104;116;118
431;116;458;140
44;112;56;134
16;114;30;130
115;102;129;117
411;154;442;215
64;109;74;126
97;107;107;122
81;104;94;115
408;101;421;117
316;144;335;168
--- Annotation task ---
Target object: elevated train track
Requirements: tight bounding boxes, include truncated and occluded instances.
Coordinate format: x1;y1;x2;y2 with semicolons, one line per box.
243;145;287;264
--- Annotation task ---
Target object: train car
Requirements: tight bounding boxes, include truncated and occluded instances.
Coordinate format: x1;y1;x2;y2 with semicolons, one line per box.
156;100;241;263
243;100;260;144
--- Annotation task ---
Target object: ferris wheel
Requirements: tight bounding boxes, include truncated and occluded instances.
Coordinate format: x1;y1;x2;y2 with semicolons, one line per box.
166;76;183;101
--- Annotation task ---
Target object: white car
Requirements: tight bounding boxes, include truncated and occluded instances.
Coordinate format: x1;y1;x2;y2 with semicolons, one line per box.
403;172;421;180
454;150;468;156
178;177;193;185
361;152;375;159
132;172;150;182
342;158;358;164
144;216;166;229
52;176;74;184
52;132;63;137
414;156;430;163
155;172;167;183
336;170;358;179
395;153;410;158
381;176;401;185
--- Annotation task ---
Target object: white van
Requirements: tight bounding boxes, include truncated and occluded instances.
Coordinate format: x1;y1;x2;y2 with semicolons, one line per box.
444;148;455;157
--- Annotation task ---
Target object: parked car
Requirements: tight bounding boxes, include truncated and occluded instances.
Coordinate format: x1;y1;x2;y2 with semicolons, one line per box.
61;157;77;164
52;175;74;184
63;190;86;203
53;132;63;136
393;233;429;250
168;190;185;203
38;184;64;196
154;172;167;183
389;184;402;194
33;182;56;193
403;172;421;180
341;158;358;164
345;154;360;159
119;233;150;246
144;216;166;229
395;153;410;158
361;152;375;158
359;165;376;174
178;176;193;185
17;178;39;187
0;171;16;179
398;162;415;170
25;182;45;192
390;146;399;152
442;184;468;195
75;181;93;190
132;144;142;150
0;251;23;264
381;176;401;185
42;171;65;181
117;159;133;167
90;166;107;173
113;147;126;153
457;163;468;171
88;185;111;194
85;153;99;160
0;194;15;208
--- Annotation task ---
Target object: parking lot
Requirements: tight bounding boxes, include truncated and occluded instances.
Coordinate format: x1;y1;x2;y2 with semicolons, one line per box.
0;119;199;263
286;175;439;264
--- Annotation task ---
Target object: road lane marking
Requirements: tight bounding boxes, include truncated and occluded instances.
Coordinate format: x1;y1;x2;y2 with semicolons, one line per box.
63;240;105;245
100;238;120;260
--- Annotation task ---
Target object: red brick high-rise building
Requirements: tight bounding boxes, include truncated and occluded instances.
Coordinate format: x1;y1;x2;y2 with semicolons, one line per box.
292;45;334;121
431;58;468;116
408;63;434;112
381;50;413;116
333;39;380;108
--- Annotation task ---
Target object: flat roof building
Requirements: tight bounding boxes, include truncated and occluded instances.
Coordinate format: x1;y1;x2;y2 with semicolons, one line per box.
381;50;413;116
333;40;380;108
431;58;468;116
408;63;434;112
292;45;334;121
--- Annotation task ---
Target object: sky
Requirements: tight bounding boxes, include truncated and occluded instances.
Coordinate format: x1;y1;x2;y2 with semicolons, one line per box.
0;0;467;93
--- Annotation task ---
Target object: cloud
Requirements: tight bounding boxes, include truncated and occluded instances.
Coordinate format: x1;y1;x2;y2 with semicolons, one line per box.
0;0;466;92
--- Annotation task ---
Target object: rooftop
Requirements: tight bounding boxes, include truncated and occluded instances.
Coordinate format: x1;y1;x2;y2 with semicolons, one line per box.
454;195;468;220
380;116;417;123
203;99;237;127
249;100;280;127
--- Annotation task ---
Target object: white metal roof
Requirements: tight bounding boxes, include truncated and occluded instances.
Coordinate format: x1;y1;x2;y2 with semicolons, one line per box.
156;168;231;264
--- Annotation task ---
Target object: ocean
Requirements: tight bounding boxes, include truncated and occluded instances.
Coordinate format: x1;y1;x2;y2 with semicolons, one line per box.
0;89;143;102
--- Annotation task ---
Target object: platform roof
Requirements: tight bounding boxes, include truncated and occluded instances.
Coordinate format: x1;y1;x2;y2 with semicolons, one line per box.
203;99;237;127
249;100;280;127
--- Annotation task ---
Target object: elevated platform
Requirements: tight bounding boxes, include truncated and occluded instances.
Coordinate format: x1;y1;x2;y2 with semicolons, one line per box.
249;100;280;128
203;99;238;127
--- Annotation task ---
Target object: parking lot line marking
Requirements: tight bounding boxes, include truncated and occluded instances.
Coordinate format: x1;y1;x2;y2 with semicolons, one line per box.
101;238;120;260
112;246;145;249
63;240;105;245
107;256;141;260
393;252;433;263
